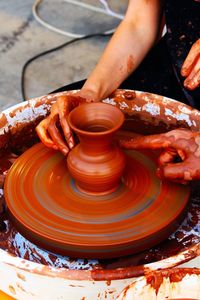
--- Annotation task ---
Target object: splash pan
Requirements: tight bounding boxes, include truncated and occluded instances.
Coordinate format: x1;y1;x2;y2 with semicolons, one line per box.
0;90;199;300
5;134;189;259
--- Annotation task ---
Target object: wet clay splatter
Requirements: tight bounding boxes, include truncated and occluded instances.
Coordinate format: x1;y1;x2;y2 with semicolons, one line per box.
127;55;135;74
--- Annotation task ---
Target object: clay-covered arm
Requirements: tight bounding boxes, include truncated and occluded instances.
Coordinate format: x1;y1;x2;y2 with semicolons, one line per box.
82;0;162;101
181;38;200;90
119;128;200;183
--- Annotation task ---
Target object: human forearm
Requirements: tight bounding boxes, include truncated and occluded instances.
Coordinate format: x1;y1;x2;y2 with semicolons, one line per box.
82;22;157;100
82;0;161;101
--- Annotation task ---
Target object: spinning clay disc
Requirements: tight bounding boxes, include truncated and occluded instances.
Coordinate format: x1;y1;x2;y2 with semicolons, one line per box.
4;133;190;259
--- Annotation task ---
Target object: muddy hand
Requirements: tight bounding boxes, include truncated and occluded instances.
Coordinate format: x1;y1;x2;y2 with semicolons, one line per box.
36;93;90;155
181;38;200;90
119;128;200;183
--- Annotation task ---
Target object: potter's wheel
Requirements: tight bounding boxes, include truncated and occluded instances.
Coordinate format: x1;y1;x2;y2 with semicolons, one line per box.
4;132;190;259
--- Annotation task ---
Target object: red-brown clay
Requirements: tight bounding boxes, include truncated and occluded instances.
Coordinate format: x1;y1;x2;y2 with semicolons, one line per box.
118;268;200;300
67;102;126;194
127;55;135;74
119;128;200;184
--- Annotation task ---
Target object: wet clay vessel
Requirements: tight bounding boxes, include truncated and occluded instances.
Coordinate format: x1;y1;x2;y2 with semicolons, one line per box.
67;103;126;194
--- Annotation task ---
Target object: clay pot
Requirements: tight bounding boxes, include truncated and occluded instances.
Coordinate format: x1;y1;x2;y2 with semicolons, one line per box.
67;102;126;194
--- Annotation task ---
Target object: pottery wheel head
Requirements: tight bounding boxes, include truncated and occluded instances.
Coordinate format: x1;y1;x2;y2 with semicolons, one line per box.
4;132;190;259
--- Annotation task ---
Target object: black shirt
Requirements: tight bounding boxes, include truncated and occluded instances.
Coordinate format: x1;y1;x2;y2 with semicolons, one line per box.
164;0;200;108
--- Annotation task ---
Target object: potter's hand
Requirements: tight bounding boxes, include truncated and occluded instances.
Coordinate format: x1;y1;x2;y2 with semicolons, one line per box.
119;128;200;184
181;38;200;90
36;90;98;155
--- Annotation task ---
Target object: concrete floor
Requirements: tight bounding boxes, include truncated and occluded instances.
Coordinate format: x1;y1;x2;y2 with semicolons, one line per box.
0;0;128;111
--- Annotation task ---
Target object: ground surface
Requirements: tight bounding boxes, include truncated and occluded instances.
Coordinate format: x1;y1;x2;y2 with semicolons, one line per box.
0;0;127;111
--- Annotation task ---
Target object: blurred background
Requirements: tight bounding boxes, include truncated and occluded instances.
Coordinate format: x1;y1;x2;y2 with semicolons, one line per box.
0;0;127;111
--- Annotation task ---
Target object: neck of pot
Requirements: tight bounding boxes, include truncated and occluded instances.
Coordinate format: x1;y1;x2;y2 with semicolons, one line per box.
77;132;115;155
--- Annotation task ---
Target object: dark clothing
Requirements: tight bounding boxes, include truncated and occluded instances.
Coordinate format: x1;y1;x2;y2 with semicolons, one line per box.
164;0;200;108
53;0;200;109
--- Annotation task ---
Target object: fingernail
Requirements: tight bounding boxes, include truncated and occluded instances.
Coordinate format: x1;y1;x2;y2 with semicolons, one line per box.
68;141;74;149
62;148;69;155
181;68;187;76
184;80;190;89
